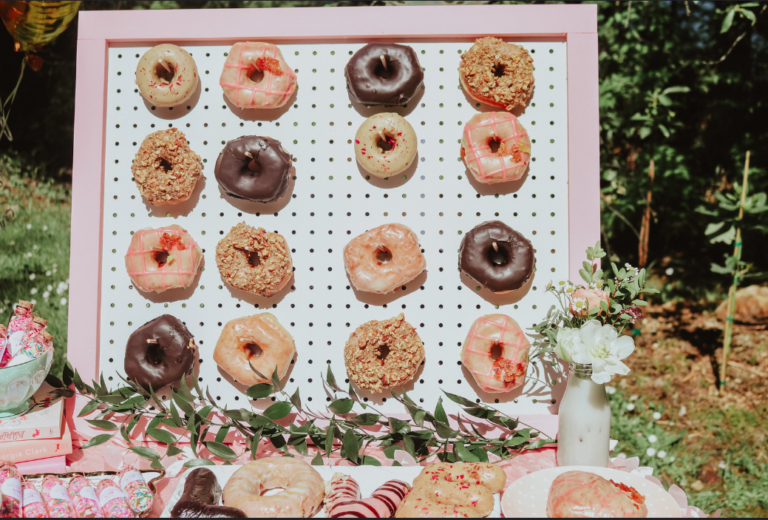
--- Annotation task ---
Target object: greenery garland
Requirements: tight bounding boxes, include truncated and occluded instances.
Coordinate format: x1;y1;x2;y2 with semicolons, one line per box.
45;364;553;471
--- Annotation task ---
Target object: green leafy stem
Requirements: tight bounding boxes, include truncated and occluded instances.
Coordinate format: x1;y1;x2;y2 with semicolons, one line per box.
45;362;554;470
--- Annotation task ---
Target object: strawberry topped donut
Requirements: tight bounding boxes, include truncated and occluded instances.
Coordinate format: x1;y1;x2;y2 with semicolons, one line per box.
354;113;418;178
220;42;297;110
461;112;531;184
135;44;199;107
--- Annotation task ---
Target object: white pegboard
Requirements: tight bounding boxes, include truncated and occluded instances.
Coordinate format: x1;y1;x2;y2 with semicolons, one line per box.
99;41;568;415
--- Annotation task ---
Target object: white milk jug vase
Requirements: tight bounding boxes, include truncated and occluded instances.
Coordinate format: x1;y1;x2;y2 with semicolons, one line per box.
557;363;611;467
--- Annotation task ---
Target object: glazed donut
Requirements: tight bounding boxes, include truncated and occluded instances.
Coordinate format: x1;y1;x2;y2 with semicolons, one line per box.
547;471;649;518
135;44;198;107
344;223;426;294
395;463;506;518
213;313;295;386
215;136;292;203
345;43;424;106
216;223;293;298
461;112;531;184
325;473;411;518
132;128;203;206
124;225;203;293
459;220;536;293
461;314;530;393
124;314;197;391
459;37;535;111
222;458;324;518
344;314;424;393
220;42;297;109
354;113;418;178
170;468;246;518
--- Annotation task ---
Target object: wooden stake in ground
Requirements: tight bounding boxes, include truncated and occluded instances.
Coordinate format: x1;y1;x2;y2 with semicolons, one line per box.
638;159;655;268
720;151;751;393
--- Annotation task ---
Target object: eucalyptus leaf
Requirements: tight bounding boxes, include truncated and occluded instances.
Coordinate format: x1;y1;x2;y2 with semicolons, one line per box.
246;384;273;399
329;398;354;415
80;433;113;449
128;446;160;460
263;402;292;420
183;458;215;468
85;419;119;431
147;428;177;445
206;441;238;461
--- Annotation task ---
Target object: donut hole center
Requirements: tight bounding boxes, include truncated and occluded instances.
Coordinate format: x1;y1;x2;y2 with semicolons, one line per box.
249;68;265;84
154;251;169;268
488;244;508;266
246;156;262;175
376;247;393;265
248;252;262;267
490;343;503;362
261;487;285;497
155;61;175;83
493;63;506;78
157;158;174;172
377;344;391;362
373;56;394;79
245;343;263;358
146;340;165;366
488;138;502;154
377;135;396;153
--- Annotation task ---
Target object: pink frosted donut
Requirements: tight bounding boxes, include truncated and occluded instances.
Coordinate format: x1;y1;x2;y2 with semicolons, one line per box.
460;314;530;393
219;42;297;109
124;224;203;293
461;112;531;184
325;473;410;518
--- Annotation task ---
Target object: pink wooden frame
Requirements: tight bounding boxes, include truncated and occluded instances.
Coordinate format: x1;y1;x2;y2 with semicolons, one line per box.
68;5;599;439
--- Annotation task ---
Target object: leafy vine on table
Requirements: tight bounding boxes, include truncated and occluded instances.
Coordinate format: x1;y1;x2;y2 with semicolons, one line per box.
45;363;553;471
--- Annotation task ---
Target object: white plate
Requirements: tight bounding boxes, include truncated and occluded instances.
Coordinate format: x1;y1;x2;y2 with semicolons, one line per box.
160;463;503;518
501;465;681;518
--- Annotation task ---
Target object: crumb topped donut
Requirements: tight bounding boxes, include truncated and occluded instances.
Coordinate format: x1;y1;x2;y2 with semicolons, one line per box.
344;314;424;393
459;37;534;111
354;113;418;178
135;44;198;107
132;128;203;206
216;223;293;297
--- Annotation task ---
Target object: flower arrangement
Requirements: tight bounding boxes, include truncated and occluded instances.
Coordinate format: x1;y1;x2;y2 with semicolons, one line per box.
531;242;658;384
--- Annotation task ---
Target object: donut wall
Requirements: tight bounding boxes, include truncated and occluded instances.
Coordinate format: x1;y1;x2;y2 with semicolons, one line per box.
69;6;600;418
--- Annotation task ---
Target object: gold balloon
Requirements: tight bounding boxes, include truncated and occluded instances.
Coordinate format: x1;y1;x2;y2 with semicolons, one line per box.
0;1;81;68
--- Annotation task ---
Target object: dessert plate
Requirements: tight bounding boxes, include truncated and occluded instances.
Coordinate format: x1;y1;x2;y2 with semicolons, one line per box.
501;465;681;518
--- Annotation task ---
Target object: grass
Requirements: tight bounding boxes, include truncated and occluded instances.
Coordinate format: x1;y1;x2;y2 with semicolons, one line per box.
0;154;71;378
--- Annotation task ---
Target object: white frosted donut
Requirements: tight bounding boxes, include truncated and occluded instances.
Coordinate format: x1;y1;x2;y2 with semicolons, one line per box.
344;223;426;294
219;42;297;109
124;224;203;293
354;113;418;178
135;44;198;107
461;112;531;184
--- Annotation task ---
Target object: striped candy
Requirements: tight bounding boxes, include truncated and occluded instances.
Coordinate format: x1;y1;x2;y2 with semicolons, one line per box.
325;473;410;518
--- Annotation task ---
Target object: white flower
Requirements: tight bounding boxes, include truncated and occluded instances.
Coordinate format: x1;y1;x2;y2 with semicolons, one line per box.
60;297;67;306
669;456;676;462
658;450;667;459
605;385;617;394
30;288;38;295
46;285;52;291
718;461;727;470
626;403;635;411
32;244;38;250
26;252;32;258
652;412;661;420
572;320;635;384
665;267;674;276
648;434;658;443
43;291;50;299
630;394;639;401
43;225;48;231
31;299;37;304
555;328;584;363
26;224;31;230
646;447;656;457
617;452;627;459
29;273;36;280
679;406;687;417
46;271;51;276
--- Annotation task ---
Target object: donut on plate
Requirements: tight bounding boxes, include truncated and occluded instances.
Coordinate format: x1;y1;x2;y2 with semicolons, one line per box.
223;458;324;518
215;223;293;298
547;471;648;518
459;37;534;111
124;314;197;391
345;43;424;106
132;128;203;206
354;113;418;178
461;112;531;184
213;313;295;387
220;42;297;110
461;314;530;393
325;473;411;518
344;223;426;295
215;136;293;203
344;314;424;393
135;44;198;107
124;224;203;293
459;220;535;294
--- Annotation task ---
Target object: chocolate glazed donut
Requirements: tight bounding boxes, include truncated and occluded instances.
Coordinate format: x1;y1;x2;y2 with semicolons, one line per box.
459;221;536;293
215;136;292;203
345;43;424;106
124;314;197;391
171;468;246;518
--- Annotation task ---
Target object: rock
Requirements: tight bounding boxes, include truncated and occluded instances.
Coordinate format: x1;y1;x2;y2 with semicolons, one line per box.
716;285;768;324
